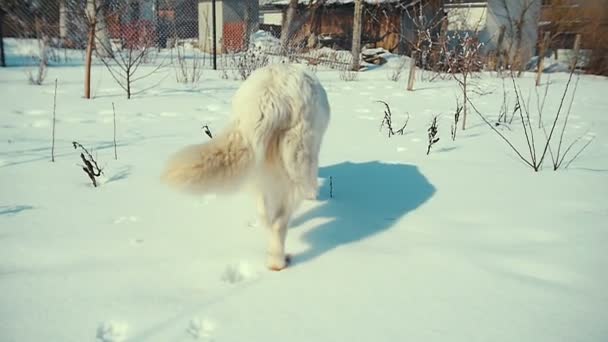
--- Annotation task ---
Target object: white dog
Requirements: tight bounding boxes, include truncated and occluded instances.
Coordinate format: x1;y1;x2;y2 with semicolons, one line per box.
162;63;330;271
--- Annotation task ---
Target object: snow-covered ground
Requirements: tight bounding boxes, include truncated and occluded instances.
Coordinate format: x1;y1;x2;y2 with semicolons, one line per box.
1;46;607;342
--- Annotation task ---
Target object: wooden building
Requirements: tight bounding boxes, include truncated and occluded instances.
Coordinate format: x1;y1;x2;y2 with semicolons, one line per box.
260;0;444;53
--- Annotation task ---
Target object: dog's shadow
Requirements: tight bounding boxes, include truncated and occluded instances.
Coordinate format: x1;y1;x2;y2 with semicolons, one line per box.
291;161;436;265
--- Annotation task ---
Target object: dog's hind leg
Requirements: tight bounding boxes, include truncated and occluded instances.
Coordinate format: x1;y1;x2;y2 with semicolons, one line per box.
261;181;296;271
256;193;269;228
267;205;290;271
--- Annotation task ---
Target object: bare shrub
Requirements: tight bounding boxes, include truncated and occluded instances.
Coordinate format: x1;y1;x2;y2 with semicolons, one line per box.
387;58;407;82
95;3;168;99
450;99;463;141
202;124;213;139
468;70;593;171
72;141;103;187
427;115;440;155
377;101;409;137
174;42;204;84
232;47;269;81
28;24;50;85
402;1;446;91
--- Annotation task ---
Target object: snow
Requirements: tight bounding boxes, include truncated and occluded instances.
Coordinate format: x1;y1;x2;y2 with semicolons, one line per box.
1;44;608;342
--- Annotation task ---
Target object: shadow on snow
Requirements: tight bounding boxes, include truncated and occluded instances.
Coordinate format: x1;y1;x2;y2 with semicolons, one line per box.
291;161;436;266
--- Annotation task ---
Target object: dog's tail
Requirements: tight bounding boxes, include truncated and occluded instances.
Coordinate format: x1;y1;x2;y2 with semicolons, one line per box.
161;125;255;194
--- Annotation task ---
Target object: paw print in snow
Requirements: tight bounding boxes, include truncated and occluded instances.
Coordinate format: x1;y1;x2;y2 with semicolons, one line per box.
221;261;258;284
188;317;216;341
96;321;128;342
113;216;139;224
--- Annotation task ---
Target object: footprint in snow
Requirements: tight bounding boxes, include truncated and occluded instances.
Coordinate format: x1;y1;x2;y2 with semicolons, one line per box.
24;109;48;116
397;147;407;152
583;132;596;141
99;87;122;94
355;108;371;113
96;321;128;342
410;137;422;143
247;218;260;228
358;115;376;121
98;109;114;116
221;261;258;284
359;91;372;96
188;317;216;341
114;216;139;224
160;111;178;117
29;119;50;128
206;104;222;112
129;238;144;246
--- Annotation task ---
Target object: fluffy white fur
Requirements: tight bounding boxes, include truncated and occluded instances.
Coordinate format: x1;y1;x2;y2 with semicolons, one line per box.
162;63;330;271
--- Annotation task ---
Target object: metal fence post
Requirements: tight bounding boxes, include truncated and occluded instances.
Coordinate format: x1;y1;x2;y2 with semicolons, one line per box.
212;0;217;70
0;8;6;67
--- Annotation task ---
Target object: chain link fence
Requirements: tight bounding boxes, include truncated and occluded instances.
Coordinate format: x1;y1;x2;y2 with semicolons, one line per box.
0;0;372;71
1;1;606;75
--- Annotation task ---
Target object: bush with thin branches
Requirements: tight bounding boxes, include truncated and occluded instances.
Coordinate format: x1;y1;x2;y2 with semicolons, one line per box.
468;70;593;171
95;9;168;99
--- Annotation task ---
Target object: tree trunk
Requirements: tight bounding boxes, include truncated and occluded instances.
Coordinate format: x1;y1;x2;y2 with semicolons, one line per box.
85;20;95;99
398;9;408;55
351;0;363;71
496;25;506;73
126;71;131;99
514;19;524;77
96;2;112;57
280;0;298;54
86;0;111;56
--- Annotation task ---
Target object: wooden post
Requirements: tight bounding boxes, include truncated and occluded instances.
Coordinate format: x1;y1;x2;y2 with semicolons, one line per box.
570;33;581;71
536;31;550;86
351;0;363;71
406;50;416;91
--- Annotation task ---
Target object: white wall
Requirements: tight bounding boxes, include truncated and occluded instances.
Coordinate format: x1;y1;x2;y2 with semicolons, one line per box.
485;0;541;63
447;6;488;32
262;11;283;26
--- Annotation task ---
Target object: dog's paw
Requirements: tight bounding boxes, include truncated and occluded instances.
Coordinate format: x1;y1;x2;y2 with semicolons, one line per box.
267;254;291;271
